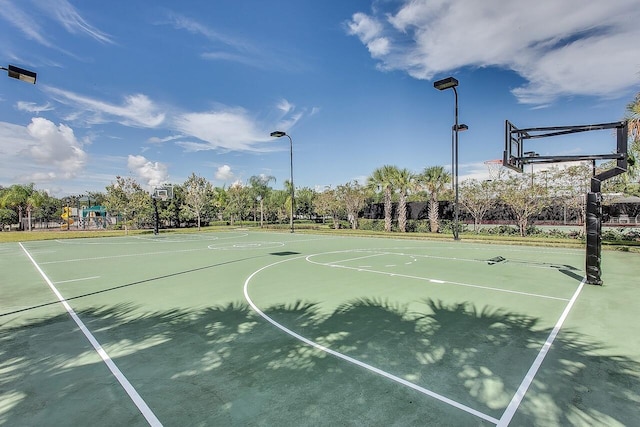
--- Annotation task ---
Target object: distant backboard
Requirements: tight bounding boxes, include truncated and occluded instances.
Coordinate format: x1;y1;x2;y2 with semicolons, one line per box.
152;186;173;201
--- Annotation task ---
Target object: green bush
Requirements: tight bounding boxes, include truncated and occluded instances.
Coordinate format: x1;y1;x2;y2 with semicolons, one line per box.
602;229;624;241
438;220;469;235
479;225;519;235
405;220;430;233
359;219;386;232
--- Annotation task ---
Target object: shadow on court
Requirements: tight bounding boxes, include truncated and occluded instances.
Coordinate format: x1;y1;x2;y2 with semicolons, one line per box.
1;298;638;425
0;255;266;318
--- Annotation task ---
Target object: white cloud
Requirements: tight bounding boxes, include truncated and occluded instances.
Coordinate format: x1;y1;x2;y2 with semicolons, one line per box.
0;118;86;184
46;0;113;44
166;13;272;69
40;88;304;156
347;0;640;104
46;87;166;128
272;98;304;133
0;0;50;46
25;118;87;179
0;0;112;46
127;155;169;188
347;12;384;43
16;101;54;114
215;165;234;181
174;108;270;152
367;38;390;58
276;99;294;114
147;134;184;144
230;179;244;188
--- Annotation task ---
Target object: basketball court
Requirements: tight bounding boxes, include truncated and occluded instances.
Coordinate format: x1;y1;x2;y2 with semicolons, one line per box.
1;231;638;426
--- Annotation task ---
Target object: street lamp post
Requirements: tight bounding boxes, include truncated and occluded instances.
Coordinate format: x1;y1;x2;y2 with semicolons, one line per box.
434;76;461;240
451;123;468;191
270;131;295;233
524;151;539;186
1;64;37;84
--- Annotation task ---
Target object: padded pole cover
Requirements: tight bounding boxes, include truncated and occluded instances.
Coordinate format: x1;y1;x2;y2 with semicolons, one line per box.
585;192;602;285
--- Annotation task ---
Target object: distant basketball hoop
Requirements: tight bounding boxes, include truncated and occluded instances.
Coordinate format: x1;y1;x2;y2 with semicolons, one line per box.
484;159;506;180
151;185;173;235
152;185;173;202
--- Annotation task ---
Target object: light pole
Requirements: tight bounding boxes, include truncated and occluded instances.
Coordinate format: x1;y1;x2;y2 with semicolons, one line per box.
270;131;295;233
524;151;539;186
451;123;468;191
434;76;461;240
1;64;37;84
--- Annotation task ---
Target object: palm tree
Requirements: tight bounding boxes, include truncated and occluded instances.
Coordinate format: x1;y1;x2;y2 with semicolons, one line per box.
627;92;640;142
417;166;451;233
392;168;415;232
624;92;640;181
248;175;275;227
367;165;398;232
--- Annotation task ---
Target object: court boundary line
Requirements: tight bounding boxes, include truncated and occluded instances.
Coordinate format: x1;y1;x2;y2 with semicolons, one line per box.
54;276;100;284
19;243;162;427
497;276;587;426
243;255;501;424
39;247;205;264
306;251;569;301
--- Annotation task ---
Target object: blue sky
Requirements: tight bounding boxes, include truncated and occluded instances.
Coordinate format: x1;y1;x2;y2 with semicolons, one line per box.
1;0;638;196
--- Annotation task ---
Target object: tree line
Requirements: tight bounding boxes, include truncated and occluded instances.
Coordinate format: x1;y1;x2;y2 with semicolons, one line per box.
2;93;638;235
0;160;635;236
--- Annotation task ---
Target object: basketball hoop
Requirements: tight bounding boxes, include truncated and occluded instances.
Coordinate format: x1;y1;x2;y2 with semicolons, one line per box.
152;186;173;202
484;159;505;180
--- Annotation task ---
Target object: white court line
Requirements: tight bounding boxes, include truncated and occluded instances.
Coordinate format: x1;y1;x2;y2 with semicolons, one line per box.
243;256;501;425
55;276;100;284
40;247;205;264
315;248;574;271
325;252;386;264
497;277;586;426
307;254;569;302
19;243;162;427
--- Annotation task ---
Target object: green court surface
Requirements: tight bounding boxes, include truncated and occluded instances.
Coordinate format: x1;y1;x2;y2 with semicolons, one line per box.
1;231;639;426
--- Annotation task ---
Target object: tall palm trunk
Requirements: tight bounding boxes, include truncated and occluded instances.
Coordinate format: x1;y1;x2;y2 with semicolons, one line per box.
18;206;24;231
384;187;392;232
27;207;33;231
398;193;407;232
429;195;439;232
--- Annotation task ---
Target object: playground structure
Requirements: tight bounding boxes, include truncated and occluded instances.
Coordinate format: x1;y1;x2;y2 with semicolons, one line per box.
504;120;629;285
60;207;74;230
60;205;108;230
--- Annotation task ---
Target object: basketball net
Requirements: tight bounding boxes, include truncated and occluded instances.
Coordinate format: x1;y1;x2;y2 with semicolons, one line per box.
484;159;506;180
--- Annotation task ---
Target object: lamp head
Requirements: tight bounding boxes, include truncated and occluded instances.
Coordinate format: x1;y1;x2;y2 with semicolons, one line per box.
270;131;287;138
5;65;37;84
433;76;458;90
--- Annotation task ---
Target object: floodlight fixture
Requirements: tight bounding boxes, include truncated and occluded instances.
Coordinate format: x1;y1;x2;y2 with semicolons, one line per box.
270;130;295;233
2;64;37;84
453;124;468;132
433;76;458;91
